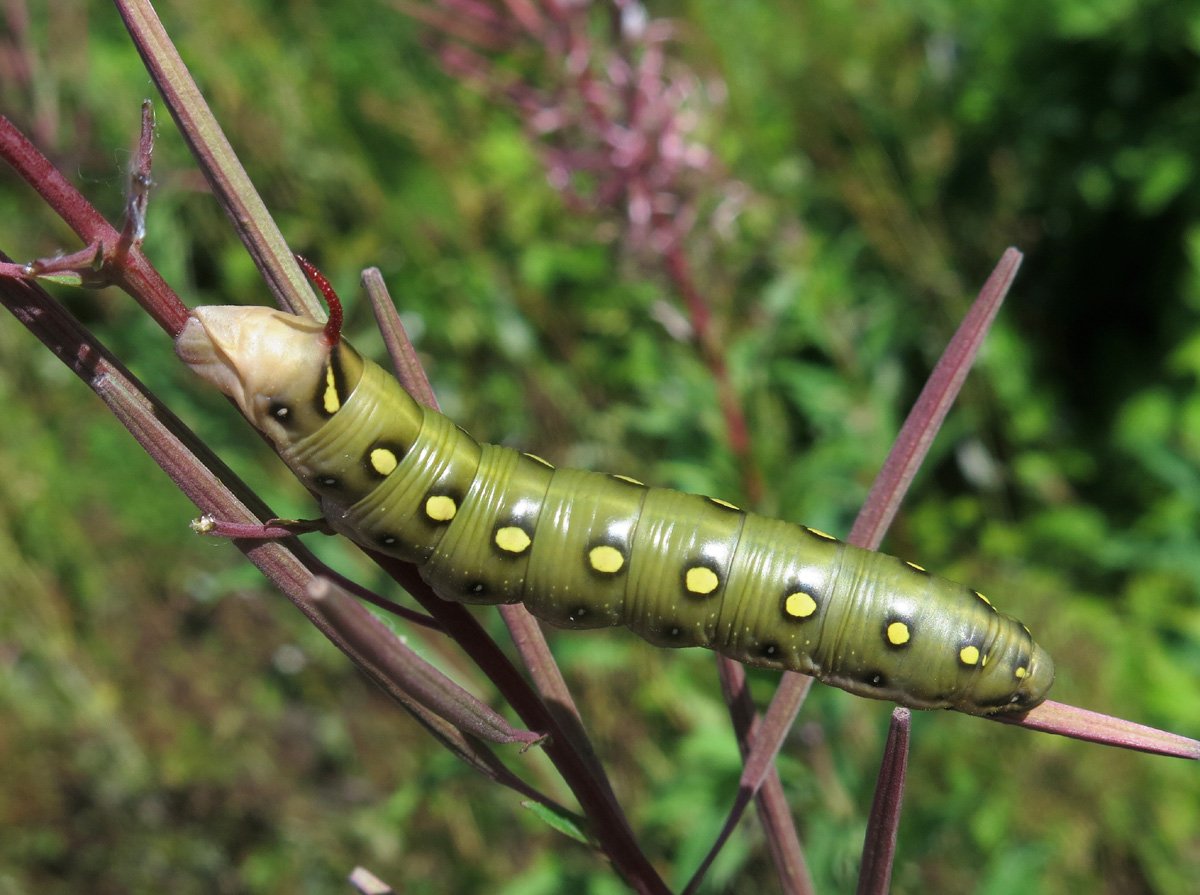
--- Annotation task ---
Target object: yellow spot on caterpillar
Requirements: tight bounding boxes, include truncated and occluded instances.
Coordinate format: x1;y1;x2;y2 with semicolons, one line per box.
974;590;994;607
425;495;457;522
370;448;398;476
685;566;720;595
905;560;926;573
524;452;554;468
959;645;981;666
982;653;990;667
886;621;910;645
807;527;838;542
322;363;341;414
784;591;817;618
612;474;644;486
588;545;625;574
708;496;740;510
495;526;532;554
1014;666;1028;680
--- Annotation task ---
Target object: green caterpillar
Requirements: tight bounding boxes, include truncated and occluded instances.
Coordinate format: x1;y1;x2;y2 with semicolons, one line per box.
175;271;1053;716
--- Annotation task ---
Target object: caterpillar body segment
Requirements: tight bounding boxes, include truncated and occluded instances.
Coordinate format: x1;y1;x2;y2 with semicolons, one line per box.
176;304;1054;716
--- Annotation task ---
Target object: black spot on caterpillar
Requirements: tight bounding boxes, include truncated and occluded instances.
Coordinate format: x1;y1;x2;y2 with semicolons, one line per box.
175;296;1053;716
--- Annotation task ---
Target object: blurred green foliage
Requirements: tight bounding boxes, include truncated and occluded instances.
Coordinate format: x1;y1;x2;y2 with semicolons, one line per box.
1;0;1199;892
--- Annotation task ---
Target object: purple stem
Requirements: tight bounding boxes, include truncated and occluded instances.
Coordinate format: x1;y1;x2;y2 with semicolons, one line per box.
855;709;911;895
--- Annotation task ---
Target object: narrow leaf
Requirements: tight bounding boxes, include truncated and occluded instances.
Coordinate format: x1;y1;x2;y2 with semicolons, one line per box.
521;800;596;847
698;251;1023;882
113;0;317;318
856;709;911;895
307;577;541;748
993;700;1200;759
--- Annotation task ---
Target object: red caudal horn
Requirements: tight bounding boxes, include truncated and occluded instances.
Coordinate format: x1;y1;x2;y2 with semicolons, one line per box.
294;254;343;347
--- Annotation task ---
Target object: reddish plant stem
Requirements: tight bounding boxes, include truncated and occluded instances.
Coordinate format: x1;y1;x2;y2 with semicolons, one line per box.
663;242;762;504
0;111;188;334
855;709;911;895
848;249;1023;547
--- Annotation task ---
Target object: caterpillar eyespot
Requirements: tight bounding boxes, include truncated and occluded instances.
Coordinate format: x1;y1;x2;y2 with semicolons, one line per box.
175;301;1054;716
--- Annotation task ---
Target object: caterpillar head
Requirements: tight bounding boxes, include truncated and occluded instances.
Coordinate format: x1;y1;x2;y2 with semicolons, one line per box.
176;306;363;448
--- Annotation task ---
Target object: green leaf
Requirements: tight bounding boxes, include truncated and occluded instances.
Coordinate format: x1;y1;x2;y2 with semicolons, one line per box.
520;801;596;847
